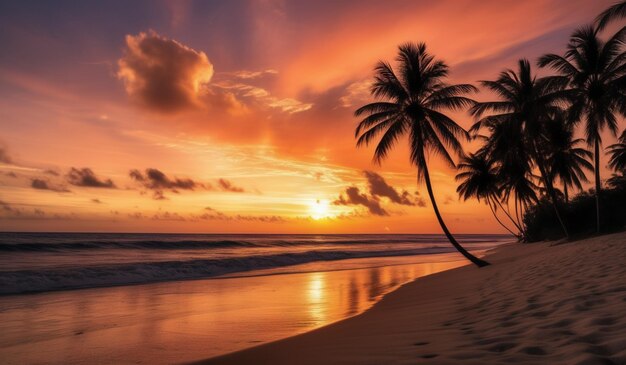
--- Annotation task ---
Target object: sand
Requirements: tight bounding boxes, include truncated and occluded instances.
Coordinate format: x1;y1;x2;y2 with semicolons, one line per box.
195;232;626;365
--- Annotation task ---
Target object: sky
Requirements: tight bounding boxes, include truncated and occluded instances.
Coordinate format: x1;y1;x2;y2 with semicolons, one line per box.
0;0;622;233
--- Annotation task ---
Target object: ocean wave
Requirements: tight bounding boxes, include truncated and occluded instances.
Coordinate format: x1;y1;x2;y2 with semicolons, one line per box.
0;247;456;295
0;234;507;252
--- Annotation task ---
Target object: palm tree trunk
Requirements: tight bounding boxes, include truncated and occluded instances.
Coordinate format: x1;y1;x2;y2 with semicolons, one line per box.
487;198;519;237
564;184;569;204
533;146;570;240
495;199;524;233
594;139;601;233
422;165;490;267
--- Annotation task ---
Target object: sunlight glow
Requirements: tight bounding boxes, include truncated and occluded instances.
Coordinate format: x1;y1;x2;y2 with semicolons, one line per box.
309;199;331;220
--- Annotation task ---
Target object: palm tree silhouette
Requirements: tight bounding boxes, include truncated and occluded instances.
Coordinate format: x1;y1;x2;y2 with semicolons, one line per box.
539;25;626;232
470;59;570;239
544;117;593;203
474;122;539;237
355;42;490;267
596;1;626;31
456;152;521;237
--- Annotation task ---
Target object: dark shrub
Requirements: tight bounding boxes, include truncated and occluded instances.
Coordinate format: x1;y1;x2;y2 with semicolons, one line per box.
523;182;626;242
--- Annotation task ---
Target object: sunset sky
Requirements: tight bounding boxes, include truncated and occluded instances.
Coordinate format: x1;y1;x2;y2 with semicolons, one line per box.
0;0;621;233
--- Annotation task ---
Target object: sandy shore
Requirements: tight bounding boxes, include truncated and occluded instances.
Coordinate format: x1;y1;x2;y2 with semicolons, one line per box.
195;232;626;365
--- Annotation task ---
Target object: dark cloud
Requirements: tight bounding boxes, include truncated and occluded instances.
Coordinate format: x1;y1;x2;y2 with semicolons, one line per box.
4;171;17;178
67;168;116;188
415;197;427;207
31;178;70;192
333;186;388;216
133;168;201;190
218;178;244;192
31;179;50;190
363;171;416;206
129;168;205;200
117;31;214;113
91;198;102;204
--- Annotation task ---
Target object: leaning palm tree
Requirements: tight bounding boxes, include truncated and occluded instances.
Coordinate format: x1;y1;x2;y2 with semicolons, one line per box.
544;118;593;203
456;152;521;237
596;1;626;31
470;59;570;239
539;25;626;232
608;130;626;171
355;42;489;267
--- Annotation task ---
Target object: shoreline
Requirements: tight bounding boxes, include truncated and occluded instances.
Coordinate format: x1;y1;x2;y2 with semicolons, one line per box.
0;252;469;364
193;232;626;365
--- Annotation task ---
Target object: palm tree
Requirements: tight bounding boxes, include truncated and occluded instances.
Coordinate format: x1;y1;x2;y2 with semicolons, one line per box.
478;124;539;237
596;1;626;31
455;152;521;237
539;25;626;232
355;42;489;267
470;59;570;239
544;118;593;203
608;130;626;171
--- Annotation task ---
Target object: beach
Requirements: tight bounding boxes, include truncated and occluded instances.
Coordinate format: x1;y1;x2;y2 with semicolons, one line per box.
198;232;626;365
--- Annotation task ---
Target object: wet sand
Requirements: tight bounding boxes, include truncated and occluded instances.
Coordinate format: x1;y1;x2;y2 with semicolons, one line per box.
198;232;626;365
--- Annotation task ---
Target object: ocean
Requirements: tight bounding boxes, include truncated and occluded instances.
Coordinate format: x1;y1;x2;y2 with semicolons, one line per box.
0;232;512;295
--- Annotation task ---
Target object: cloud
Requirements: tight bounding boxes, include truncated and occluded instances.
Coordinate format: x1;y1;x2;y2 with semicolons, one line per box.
4;171;17;178
363;171;416;206
117;30;214;112
232;69;278;79
267;98;313;114
0;144;12;164
130;168;201;190
214;81;312;114
339;80;372;108
334;186;388;216
218;178;244;192
196;209;286;223
129;168;206;200
31;178;70;192
67;168;116;188
415;194;427;207
91;198;102;204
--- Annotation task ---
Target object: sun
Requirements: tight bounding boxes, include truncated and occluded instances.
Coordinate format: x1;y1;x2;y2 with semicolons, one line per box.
309;199;331;220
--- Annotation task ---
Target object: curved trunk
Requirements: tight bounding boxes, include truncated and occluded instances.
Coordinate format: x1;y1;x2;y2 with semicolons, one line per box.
532;144;570;240
422;164;490;267
495;199;523;233
594;139;601;233
487;198;519;237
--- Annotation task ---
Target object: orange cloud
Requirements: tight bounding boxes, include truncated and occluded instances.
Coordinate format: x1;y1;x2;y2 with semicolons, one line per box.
117;30;214;112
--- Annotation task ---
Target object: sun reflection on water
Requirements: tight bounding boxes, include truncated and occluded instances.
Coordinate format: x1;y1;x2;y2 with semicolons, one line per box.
306;272;327;325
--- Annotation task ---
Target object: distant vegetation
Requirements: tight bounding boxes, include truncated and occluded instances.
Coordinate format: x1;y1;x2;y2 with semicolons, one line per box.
356;1;626;259
524;178;626;241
